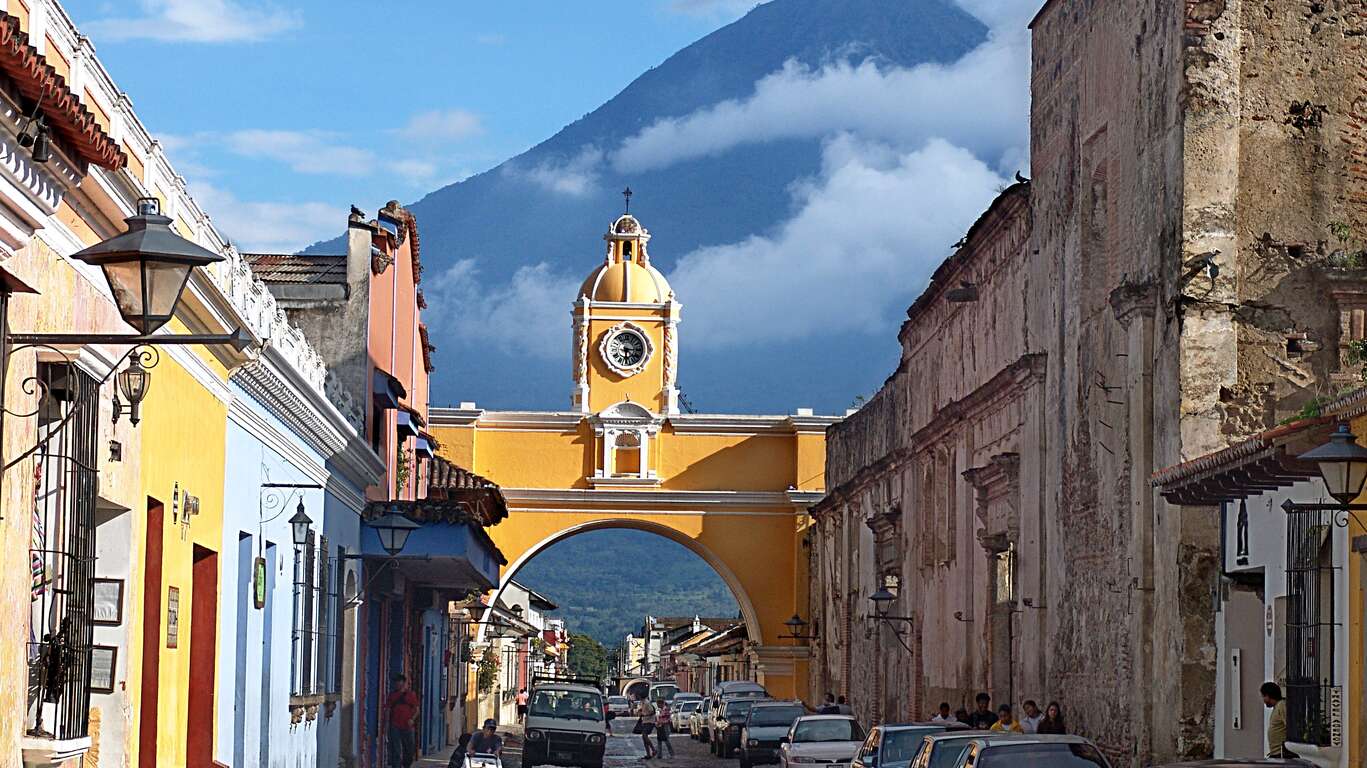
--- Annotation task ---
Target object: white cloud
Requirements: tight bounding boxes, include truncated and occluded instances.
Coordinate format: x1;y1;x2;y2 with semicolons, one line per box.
665;136;1006;348
222;130;374;176
504;147;604;197
667;0;761;18
611;24;1028;175
397;109;484;142
83;0;300;43
427;259;580;359
392;158;439;185
189;182;344;254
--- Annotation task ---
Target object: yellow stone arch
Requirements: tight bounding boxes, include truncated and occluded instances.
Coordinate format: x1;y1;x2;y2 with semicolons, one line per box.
482;517;766;644
430;206;837;703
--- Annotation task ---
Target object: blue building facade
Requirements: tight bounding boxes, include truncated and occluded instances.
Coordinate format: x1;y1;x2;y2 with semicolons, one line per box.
214;348;383;768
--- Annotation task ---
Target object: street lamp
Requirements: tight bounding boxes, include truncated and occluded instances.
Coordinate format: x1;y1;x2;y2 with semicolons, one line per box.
288;501;312;547
780;614;817;641
368;508;421;557
1299;423;1367;504
72;198;224;335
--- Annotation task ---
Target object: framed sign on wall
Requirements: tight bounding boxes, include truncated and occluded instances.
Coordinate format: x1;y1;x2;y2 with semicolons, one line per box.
253;556;267;609
90;645;117;694
92;578;124;626
167;586;180;648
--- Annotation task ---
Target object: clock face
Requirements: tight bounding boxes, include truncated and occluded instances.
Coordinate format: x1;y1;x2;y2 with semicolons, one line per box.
609;330;647;368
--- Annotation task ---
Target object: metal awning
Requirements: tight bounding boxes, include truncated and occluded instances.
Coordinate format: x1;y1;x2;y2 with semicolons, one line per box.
414;437;434;458
396;411;418;440
373;369;406;409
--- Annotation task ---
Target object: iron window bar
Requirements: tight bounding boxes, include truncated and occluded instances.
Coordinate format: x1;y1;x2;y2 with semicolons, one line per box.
1282;500;1345;748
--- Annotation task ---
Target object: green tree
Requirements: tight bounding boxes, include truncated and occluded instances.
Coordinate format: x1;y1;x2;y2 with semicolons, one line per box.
566;632;609;681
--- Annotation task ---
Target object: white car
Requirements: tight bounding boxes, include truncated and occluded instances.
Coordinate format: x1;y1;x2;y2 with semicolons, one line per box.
779;715;866;768
605;695;632;718
672;699;700;731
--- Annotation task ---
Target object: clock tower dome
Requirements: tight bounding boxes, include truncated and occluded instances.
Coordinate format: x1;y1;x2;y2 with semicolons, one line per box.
572;206;680;415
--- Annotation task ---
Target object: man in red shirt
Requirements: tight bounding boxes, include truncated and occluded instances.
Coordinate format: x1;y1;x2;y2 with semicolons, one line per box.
386;675;420;768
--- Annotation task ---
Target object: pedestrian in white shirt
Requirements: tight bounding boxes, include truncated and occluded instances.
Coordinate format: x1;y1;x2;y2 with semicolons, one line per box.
1020;700;1044;734
930;702;957;724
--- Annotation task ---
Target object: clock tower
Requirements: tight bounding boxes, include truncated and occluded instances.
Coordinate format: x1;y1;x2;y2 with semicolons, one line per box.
572;209;680;415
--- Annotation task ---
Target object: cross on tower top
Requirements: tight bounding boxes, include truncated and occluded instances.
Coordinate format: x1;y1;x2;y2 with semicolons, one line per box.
623;186;633;213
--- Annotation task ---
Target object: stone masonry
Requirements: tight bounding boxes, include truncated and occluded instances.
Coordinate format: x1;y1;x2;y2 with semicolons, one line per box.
808;1;1367;764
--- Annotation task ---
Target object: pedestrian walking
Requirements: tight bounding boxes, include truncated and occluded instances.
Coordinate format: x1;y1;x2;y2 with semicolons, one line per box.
1020;700;1043;733
634;695;658;759
965;692;998;730
1037;701;1066;734
517;687;530;723
989;705;1024;733
931;702;956;724
1262;682;1296;758
385;675;419;768
836;695;853;715
818;693;839;714
655;697;675;758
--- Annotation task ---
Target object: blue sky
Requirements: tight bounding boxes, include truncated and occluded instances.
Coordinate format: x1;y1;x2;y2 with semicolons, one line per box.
64;0;753;252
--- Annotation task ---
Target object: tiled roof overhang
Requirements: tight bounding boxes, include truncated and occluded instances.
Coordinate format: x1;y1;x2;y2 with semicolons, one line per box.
0;12;125;171
1149;386;1367;505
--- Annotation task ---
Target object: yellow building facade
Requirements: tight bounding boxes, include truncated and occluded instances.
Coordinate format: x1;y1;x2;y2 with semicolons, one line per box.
431;212;838;701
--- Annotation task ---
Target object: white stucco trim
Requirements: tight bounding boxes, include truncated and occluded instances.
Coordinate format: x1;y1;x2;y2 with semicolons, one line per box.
227;397;366;513
501;487;807;507
161;343;234;405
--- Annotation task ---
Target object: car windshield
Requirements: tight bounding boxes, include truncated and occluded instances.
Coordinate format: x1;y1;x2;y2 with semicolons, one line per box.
749;706;806;727
880;730;933;764
679;702;699;712
724;701;756;717
794;719;864;743
977;744;1109;768
529;690;604;721
927;742;971;768
609;697;628;705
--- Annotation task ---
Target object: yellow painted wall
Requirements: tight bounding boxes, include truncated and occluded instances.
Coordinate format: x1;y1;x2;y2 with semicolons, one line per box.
1347;414;1367;767
431;415;825;700
586;314;668;414
125;336;228;768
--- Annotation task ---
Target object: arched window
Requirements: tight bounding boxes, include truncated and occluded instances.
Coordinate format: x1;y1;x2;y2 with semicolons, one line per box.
614;431;642;477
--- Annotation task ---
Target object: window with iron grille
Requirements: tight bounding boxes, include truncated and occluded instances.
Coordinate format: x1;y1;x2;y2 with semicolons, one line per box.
1286;506;1338;747
26;362;99;741
292;530;318;696
314;534;329;695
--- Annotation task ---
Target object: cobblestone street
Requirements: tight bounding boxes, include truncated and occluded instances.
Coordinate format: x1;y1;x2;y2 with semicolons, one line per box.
486;720;718;768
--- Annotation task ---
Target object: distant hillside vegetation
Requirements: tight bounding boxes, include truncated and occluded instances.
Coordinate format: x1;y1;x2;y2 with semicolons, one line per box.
514;529;740;645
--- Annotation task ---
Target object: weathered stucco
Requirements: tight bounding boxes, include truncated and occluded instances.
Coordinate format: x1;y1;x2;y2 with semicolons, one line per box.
809;1;1367;763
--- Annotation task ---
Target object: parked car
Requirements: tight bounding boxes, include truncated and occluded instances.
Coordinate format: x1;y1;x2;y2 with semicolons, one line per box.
739;701;808;768
711;680;768;708
908;731;992;768
692;698;713;741
779;715;867;768
714;697;768;757
1148;754;1317;759
605;695;632;718
650;682;681;702
950;734;1111;767
852;725;951;768
1148;762;1314;767
672;699;701;731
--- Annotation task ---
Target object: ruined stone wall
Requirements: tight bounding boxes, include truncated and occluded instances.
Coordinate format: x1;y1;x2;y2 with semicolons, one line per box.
810;189;1038;726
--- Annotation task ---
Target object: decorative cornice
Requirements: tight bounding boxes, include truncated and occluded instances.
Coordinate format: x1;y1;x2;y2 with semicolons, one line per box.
502;487;808;508
231;346;384;495
909;353;1046;446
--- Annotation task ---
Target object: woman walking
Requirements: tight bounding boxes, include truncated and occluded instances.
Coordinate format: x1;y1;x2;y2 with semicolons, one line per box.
634;696;658;759
655;698;675;759
1037;701;1067;734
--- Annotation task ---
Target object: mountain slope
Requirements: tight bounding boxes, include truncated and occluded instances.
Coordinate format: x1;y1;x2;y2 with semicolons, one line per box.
306;0;988;413
513;530;740;645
